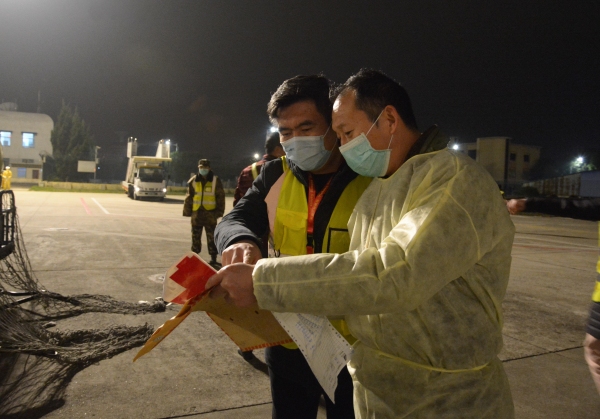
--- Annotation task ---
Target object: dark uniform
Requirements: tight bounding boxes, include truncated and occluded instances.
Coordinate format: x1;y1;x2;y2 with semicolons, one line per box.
183;160;225;263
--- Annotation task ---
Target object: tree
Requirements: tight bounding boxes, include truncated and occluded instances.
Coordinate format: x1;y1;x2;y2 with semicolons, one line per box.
50;102;95;181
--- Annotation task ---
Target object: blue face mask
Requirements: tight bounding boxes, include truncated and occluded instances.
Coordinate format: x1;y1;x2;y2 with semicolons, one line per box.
281;127;331;172
339;111;393;178
199;168;209;176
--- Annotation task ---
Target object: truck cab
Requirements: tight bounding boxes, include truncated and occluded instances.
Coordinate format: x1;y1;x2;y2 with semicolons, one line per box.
129;164;168;200
122;138;172;201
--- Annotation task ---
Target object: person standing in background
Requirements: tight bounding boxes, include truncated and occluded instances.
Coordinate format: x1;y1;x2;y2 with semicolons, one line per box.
2;166;12;190
233;131;285;207
183;159;225;267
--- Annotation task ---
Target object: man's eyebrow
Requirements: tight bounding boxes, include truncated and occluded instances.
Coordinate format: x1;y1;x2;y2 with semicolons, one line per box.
296;120;315;129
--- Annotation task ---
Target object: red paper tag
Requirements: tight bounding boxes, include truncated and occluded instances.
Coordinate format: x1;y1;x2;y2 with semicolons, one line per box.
164;252;217;304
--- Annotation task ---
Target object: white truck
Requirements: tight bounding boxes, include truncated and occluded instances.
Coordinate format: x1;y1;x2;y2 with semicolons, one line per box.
122;138;172;201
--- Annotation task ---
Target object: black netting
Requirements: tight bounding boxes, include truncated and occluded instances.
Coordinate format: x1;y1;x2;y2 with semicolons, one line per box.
0;190;164;417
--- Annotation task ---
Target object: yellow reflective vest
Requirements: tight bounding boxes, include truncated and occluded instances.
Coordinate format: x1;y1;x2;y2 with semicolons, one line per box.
593;224;600;303
192;177;218;211
267;157;372;347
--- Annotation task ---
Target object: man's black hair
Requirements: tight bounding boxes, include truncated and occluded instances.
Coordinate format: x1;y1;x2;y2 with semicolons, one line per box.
267;74;334;125
264;131;281;155
336;69;418;130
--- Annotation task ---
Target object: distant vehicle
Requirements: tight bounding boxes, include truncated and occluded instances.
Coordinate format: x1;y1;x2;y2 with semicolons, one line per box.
121;138;172;201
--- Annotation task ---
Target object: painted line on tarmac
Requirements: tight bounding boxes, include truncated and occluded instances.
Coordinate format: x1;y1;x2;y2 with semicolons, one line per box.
91;198;110;214
80;198;92;215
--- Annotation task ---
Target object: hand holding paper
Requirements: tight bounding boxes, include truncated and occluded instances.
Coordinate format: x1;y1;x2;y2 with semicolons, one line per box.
133;252;292;361
206;263;257;308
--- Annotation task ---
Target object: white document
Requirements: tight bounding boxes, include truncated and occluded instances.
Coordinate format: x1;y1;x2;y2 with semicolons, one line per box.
272;312;354;402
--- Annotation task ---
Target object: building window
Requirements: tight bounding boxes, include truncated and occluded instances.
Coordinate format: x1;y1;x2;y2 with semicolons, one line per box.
509;153;516;161
32;169;39;180
22;132;35;148
524;154;530;163
468;150;477;160
21;159;34;164
16;168;27;178
0;131;11;146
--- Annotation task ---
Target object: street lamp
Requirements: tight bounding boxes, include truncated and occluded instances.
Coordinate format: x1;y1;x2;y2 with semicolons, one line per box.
253;153;260;161
570;156;585;173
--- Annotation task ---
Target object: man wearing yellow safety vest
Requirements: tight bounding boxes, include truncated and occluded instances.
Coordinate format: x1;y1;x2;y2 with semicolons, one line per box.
183;159;225;266
209;69;515;418
233;131;285;207
215;74;375;419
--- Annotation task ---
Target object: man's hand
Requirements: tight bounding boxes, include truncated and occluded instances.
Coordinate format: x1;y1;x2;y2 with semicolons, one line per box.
506;198;527;215
221;240;262;266
206;263;257;308
584;333;600;395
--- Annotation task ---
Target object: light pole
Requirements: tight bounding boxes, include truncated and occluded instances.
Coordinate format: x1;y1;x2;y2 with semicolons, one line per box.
94;146;101;180
39;152;47;182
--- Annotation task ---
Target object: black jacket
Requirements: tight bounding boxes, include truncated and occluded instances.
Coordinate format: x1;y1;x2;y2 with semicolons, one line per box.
215;158;360;256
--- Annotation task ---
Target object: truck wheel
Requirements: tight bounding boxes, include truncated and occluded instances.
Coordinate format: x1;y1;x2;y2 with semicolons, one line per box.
128;186;134;199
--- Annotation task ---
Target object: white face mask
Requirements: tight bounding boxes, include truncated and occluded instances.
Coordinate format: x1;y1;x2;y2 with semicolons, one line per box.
281;126;332;171
339;110;394;178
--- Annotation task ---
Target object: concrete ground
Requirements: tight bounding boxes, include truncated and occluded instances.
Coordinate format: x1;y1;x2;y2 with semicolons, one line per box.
1;188;599;418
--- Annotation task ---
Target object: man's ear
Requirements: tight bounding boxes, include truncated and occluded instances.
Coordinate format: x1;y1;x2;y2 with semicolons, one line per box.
383;105;401;135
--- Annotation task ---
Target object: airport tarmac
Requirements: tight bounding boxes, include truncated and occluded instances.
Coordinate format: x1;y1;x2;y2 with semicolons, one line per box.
1;188;599;418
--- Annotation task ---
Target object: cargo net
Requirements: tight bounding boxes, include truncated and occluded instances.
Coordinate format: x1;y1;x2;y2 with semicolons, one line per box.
0;190;165;417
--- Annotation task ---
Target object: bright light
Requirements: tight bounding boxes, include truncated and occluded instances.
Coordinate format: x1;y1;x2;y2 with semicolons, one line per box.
253;153;260;160
452;144;459;150
576;156;584;164
269;126;278;133
165;139;170;144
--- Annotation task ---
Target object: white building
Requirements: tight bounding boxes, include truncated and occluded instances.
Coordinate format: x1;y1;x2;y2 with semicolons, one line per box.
0;103;53;184
451;136;541;193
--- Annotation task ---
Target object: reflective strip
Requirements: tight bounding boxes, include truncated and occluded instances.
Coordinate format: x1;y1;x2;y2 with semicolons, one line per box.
251;162;259;180
594;224;600;302
374;348;490;373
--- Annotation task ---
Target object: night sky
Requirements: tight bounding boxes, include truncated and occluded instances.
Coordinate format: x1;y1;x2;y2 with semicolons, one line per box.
1;0;599;169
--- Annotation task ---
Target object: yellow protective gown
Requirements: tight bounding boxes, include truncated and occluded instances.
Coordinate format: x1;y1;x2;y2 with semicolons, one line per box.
253;148;515;418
